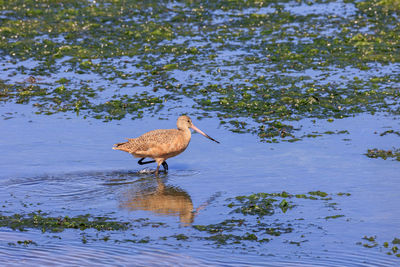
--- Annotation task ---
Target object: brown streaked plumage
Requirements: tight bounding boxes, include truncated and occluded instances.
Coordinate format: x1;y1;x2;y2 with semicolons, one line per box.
113;115;219;175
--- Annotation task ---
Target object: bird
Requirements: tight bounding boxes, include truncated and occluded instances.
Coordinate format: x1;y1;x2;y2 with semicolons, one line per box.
113;115;219;175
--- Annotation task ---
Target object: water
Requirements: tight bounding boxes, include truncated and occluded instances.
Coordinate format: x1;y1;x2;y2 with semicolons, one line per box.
1;0;400;265
1;102;400;266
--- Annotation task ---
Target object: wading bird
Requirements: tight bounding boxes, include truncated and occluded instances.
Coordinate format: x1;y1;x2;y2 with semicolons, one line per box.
113;115;219;175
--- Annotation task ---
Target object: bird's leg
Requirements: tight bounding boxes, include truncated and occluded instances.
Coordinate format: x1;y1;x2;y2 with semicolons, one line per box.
155;164;160;176
162;161;168;172
138;158;156;165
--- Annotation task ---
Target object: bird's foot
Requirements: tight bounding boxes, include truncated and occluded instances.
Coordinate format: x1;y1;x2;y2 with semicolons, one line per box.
162;161;168;172
138;168;154;174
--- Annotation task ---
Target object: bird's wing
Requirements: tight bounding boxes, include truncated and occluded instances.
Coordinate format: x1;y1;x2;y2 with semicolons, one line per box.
127;129;179;155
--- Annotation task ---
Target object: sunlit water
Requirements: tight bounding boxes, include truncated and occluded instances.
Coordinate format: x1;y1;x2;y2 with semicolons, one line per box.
1;102;400;266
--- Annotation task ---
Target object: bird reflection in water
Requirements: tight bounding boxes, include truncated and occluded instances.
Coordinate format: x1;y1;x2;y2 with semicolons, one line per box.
120;177;196;225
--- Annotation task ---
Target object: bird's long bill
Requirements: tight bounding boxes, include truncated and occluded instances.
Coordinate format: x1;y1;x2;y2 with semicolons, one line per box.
190;124;220;143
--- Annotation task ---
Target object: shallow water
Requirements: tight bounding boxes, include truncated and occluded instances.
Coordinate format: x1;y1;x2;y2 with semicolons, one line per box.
1;102;400;266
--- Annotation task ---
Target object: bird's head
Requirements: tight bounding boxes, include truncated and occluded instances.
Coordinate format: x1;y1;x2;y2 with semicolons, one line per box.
177;115;219;143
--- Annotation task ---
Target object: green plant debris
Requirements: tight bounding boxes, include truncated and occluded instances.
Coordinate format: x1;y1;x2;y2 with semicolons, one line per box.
308;191;328;198
228;192;295;217
227;191;342;217
363;236;376;242
287;240;308;246
324;215;345;220
0;0;399;141
337;192;351;196
120;237;150;244
365;148;400;161
0;212;130;232
193;190;351;246
363;243;378;248
393;238;400;244
17;240;37;246
302;130;349;139
380;130;400;137
359;235;400;258
194;219;291;245
172;234;189;241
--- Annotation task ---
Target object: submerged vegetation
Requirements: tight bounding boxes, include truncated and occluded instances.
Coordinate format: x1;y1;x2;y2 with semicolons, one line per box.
0;0;399;141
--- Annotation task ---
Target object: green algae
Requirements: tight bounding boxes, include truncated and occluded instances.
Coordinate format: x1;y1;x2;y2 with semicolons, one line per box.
366;127;400;161
203;232;269;246
380;130;400;137
172;234;189;241
91;93;171;121
365;148;400;161
228;191;339;218
359;235;400;258
121;237;150;244
308;191;328;198
193;219;292;245
192;191;351;246
0;212;130;232
324;214;345;220
0;0;399;141
0;81;174;120
8;240;38;246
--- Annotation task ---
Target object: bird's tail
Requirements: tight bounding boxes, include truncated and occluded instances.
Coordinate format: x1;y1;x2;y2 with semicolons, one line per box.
112;142;129;152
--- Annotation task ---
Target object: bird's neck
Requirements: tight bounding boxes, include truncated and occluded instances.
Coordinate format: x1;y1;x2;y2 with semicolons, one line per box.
180;127;192;141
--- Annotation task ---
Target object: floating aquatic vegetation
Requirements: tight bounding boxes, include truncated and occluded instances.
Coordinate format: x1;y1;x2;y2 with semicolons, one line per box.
324;214;345;220
358;236;400;257
365;148;400;161
227;191;295;217
380;130;400;137
0;212;130;232
193;191;350;246
7;240;37;247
